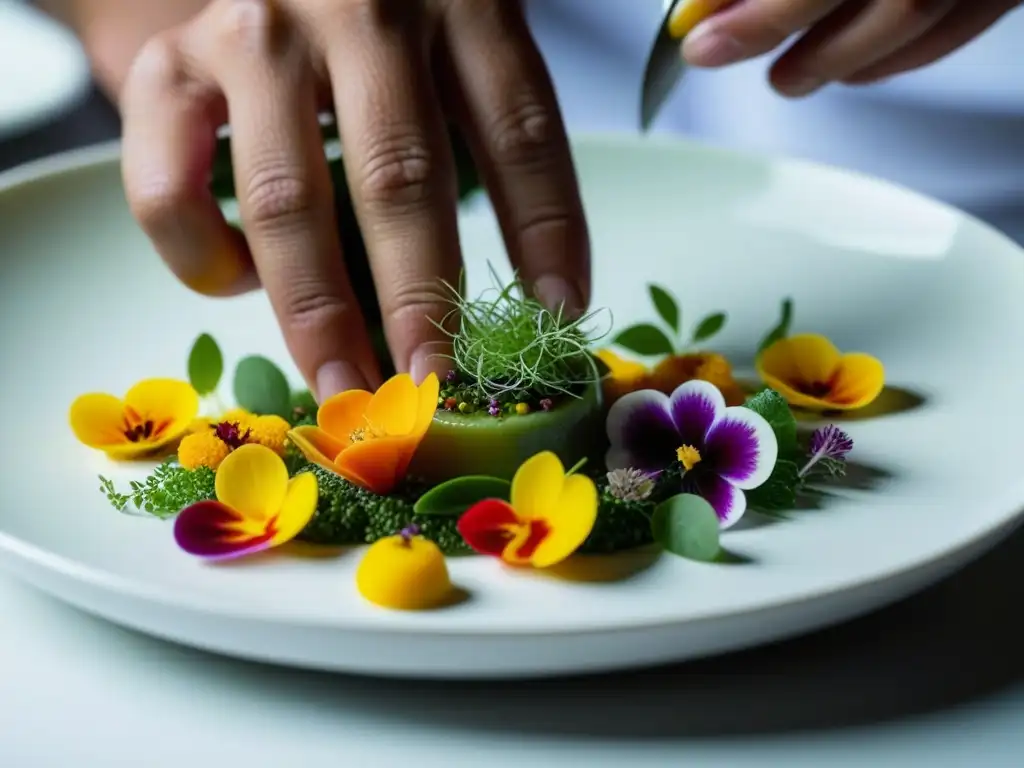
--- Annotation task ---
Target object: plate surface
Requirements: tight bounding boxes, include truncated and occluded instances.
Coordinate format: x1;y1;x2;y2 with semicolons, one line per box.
1;138;1022;679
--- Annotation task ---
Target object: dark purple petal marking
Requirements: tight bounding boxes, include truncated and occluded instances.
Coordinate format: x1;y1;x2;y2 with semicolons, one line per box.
704;416;761;485
606;390;680;471
174;500;274;560
669;380;724;448
690;472;747;529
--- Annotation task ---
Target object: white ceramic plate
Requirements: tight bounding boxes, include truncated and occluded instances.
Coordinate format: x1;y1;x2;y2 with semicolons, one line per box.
1;139;1022;679
0;1;90;140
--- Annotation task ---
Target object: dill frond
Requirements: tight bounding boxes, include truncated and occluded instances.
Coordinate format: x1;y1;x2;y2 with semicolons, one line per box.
431;267;610;400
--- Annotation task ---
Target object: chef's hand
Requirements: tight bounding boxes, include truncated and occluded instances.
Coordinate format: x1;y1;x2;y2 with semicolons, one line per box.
679;0;1021;96
118;0;589;399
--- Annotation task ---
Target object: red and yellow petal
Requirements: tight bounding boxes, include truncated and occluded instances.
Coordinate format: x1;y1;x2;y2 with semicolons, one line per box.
529;472;598;568
173;500;275;560
123;378;200;442
457;498;522;557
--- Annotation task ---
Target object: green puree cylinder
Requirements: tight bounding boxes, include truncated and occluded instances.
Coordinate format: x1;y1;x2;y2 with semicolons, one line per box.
409;384;605;483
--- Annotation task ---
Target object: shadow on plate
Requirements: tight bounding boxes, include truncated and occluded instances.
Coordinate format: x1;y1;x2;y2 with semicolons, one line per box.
793;385;928;423
27;514;1024;741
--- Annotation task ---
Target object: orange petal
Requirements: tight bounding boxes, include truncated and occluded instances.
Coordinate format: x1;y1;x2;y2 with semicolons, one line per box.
317;389;373;443
828;353;886;409
124;378;200;448
288;425;348;466
336;436;415;495
509;451;565;522
757;334;842;389
214;443;290;519
69;393;130;448
412;373;440;436
530;472;598;568
268;472;319;547
365;373;420;436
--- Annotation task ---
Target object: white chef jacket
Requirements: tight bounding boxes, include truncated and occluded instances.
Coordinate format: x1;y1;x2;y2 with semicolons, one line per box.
526;1;1024;243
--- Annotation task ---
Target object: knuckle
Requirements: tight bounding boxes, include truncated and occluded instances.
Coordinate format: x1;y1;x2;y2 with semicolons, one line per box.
382;278;451;329
488;100;558;168
280;282;351;334
126;33;188;95
357;133;435;209
211;0;278;56
243;165;315;227
128;174;191;234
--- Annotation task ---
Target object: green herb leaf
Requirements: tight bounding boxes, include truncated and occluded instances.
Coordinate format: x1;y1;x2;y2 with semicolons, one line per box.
413;476;511;517
613;323;675;357
186;333;224;396
745;459;801;513
744;388;798;457
648;284;679;334
651;493;721;562
757;298;794;354
233;355;292;418
692;312;727;343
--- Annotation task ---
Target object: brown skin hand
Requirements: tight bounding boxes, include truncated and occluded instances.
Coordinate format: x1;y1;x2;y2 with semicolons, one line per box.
35;0;210;101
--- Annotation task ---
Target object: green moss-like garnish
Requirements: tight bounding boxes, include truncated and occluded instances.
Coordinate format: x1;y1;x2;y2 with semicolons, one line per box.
433;269;607;401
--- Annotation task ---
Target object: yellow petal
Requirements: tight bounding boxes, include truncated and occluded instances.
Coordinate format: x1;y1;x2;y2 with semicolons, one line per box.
268;472;319;546
123;378;200;443
412;373;440;436
829;353;886;409
595;348;648;381
69;393;129;448
510;451;565;521
365;373;419;436
317;389;373;444
757;334;842;388
756;372;837;411
214;443;289;519
668;0;733;39
530;473;598;568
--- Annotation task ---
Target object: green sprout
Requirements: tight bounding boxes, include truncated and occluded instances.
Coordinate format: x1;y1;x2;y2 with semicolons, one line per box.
432;267;609;400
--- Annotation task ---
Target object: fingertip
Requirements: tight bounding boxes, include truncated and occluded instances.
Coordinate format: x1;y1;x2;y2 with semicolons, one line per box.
410;341;453;385
316;360;369;402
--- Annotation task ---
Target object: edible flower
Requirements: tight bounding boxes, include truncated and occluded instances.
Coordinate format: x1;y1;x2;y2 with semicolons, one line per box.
69;379;200;460
355;525;453;611
288;373;439;495
178;411;292;471
756;334;884;411
605;380;778;528
174;443;318;560
457;451;597;568
595;349;745;406
799;424;854;479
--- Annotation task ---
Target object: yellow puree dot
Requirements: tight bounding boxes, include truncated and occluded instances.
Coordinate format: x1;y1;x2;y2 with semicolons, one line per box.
676;444;702;471
356;536;452;611
178;431;231;470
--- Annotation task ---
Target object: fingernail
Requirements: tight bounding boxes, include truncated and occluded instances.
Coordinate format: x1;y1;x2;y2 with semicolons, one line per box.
410;342;451;384
316;360;367;401
682;21;747;67
777;75;825;98
533;274;585;319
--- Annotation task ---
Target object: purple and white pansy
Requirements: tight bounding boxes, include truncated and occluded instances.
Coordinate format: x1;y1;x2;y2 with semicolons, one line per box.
605;380;778;529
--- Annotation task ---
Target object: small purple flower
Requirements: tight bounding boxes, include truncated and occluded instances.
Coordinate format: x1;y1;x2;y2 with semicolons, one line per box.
446;370;458;383
399;523;421;544
488;399;501;417
605;380;778;529
539;398;553;412
800;424;853;477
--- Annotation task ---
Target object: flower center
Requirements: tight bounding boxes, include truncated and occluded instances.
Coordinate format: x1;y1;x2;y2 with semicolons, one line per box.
349;427;367;443
122;407;170;443
211;421;251;449
124;421;155;442
796;379;833;398
676;444;702;471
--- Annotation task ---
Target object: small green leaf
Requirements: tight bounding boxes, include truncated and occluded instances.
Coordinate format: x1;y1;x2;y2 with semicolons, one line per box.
648;284;680;334
187;333;224;396
613;323;675;357
757;298;794;354
743;388;798;457
413;476;512;517
692;312;727;343
233;356;291;418
651;493;721;562
746;459;801;513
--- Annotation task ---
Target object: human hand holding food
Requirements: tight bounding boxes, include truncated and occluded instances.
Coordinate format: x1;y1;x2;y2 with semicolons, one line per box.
115;0;589;401
675;0;1022;96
